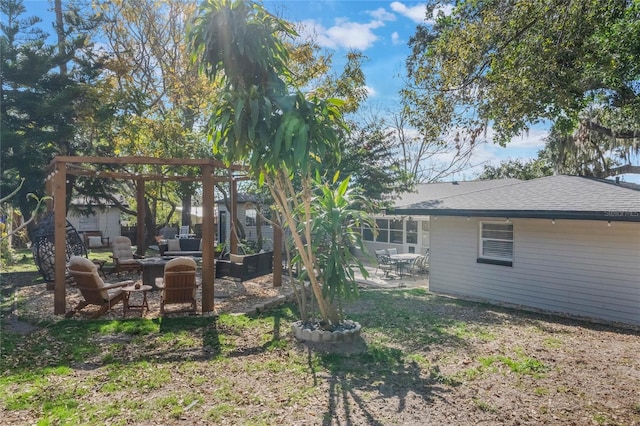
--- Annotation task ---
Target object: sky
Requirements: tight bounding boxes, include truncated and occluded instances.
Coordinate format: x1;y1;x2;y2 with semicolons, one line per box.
21;0;637;182
264;0;549;179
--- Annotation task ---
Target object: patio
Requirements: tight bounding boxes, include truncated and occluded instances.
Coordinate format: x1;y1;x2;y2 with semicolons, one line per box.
6;261;429;323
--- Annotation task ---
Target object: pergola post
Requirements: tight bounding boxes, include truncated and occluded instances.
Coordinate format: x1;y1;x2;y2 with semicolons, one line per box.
53;162;67;315
201;164;215;312
230;178;238;254
136;179;145;255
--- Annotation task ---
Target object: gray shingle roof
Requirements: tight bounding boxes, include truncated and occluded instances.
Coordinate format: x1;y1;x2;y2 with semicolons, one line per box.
395;175;640;222
393;178;520;207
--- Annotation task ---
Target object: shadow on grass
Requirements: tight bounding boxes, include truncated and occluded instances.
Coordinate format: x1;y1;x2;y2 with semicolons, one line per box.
316;344;452;426
1;303;300;378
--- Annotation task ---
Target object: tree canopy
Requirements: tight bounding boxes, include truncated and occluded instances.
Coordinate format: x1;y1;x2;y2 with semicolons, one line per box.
403;0;640;177
1;0;105;223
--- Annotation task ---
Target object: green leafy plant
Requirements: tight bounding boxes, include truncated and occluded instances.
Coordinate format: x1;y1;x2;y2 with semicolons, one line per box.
190;0;369;326
293;174;374;323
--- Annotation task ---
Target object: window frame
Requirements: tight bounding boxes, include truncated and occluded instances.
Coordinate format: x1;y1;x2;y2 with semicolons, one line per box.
245;207;257;227
477;221;514;267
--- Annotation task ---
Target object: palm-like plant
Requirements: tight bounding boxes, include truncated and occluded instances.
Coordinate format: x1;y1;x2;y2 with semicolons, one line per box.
190;0;371;325
293;175;373;324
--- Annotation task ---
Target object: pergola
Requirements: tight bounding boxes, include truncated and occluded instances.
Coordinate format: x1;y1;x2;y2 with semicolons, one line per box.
45;155;283;316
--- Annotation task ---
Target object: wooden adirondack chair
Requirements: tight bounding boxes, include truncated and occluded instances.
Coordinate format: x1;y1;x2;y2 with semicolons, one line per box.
156;257;198;315
66;256;133;318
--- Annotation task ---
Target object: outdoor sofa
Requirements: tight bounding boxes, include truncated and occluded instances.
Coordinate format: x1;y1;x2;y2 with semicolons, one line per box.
160;238;203;257
215;251;273;282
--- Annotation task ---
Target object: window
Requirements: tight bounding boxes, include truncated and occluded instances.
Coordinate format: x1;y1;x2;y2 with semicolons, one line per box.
78;215;98;231
478;222;513;266
390;219;403;244
361;224;373;241
375;218;389;243
245;208;257;226
405;219;417;244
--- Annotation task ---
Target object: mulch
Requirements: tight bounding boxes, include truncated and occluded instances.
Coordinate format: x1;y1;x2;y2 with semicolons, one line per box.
2;271;296;329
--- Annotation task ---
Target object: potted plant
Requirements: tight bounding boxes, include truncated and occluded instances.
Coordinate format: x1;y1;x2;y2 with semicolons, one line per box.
191;0;373;336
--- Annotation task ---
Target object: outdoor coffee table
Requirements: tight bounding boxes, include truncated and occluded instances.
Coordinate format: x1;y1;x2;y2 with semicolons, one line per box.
138;257;174;289
122;284;152;317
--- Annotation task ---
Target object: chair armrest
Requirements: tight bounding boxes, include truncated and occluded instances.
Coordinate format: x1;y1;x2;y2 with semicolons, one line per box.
102;280;135;290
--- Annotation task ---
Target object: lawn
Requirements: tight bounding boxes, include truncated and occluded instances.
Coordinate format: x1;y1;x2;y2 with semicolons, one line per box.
2;282;639;425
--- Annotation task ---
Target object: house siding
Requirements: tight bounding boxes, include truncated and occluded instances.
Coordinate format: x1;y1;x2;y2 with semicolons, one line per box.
218;203;275;251
67;207;121;243
430;216;640;326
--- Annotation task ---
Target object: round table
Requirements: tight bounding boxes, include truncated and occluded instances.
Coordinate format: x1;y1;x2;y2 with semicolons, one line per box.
122;284;152;317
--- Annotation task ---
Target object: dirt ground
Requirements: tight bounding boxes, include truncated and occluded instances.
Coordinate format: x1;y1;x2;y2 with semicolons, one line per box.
2;271;640;425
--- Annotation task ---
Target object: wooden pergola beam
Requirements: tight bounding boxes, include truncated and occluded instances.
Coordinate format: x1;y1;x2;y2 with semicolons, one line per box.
50;155;244;170
63;168;236;183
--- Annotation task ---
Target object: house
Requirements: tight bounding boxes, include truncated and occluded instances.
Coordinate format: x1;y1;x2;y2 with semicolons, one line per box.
361;179;520;256
394;175;640;327
216;194;275;251
67;197;124;248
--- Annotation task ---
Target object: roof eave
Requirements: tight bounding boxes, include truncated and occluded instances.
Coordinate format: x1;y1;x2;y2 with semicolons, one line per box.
391;208;640;222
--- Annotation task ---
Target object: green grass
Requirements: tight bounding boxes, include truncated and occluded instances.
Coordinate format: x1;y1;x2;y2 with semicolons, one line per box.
0;247;157;274
1;288;637;425
0;248;38;273
473;351;547;378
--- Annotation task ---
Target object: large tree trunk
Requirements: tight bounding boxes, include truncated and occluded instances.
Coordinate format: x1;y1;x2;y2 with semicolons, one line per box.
181;194;192;229
54;0;67;75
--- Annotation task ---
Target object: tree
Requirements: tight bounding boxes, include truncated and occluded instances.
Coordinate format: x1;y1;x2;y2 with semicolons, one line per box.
403;0;640;178
1;0;104;227
94;0;222;245
329;116;414;208
191;0;374;326
478;155;554;181
387;107;477;183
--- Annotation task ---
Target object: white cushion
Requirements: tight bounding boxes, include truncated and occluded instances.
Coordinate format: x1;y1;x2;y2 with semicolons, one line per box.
229;254;244;263
88;236;103;248
167;239;181;251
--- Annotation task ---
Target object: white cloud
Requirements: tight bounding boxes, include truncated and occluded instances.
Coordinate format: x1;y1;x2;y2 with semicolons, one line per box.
391;2;454;24
390;2;427;23
433;4;454;19
507;128;549;149
299;18;384;50
364;85;377;96
391;31;401;45
368;7;396;21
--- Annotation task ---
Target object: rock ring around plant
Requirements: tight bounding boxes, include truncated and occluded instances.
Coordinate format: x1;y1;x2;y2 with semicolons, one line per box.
291;319;361;343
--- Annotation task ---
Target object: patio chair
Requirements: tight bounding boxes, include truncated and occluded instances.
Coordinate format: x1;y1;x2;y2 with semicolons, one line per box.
111;236;143;277
374;249;394;277
156;256;198;315
66;256;134;319
413;254;430;274
175;226;190;239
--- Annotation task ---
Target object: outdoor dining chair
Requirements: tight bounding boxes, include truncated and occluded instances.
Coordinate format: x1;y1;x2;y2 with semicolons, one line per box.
374;249;395;277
